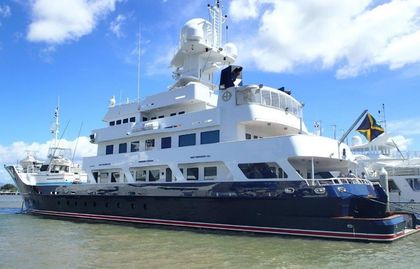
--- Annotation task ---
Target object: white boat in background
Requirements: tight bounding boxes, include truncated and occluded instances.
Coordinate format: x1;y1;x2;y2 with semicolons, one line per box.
10;104;87;186
352;133;420;212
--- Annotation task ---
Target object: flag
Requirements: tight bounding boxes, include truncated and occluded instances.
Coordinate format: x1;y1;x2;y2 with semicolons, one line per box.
356;113;384;142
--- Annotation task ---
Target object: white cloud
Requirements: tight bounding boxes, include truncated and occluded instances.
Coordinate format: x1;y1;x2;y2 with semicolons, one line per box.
0;137;97;183
230;0;259;21
388;117;420;136
389;135;412;151
0;4;11;18
145;45;176;76
27;0;121;44
229;0;420;78
109;14;126;38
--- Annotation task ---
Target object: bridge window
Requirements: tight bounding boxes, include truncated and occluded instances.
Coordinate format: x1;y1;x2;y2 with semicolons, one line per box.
179;133;196;147
116;120;122;125
130;117;136;123
201;130;220;144
123;118;129;124
110;121;115;126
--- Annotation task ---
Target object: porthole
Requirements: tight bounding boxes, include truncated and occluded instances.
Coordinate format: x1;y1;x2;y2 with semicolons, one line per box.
74;201;78;206
84;202;87;207
131;203;135;209
117;202;120;208
66;201;70;206
93;202;97;207
143;204;147;210
105;202;109;208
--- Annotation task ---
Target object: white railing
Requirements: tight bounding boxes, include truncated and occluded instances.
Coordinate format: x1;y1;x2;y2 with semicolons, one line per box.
316;177;372;186
236;86;303;117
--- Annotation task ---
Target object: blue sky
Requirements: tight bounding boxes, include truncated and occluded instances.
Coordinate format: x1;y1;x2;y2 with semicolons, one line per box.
0;0;420;182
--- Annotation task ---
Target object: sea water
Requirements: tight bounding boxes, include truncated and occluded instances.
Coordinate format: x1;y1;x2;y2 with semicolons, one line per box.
1;195;419;269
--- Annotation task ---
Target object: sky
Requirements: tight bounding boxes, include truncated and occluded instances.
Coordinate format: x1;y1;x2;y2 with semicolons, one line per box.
0;0;420;183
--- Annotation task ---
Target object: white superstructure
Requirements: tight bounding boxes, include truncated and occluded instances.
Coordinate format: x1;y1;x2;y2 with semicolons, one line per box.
352;133;420;209
83;2;356;187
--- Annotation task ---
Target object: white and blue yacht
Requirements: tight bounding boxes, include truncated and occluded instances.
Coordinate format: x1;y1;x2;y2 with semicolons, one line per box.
6;1;419;242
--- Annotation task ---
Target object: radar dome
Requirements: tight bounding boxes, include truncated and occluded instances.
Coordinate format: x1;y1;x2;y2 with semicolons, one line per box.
223;43;238;59
352;135;363;146
181;18;208;43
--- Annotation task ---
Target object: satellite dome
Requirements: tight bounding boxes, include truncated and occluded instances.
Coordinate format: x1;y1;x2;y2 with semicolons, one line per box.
352;135;363;146
181;18;208;43
224;43;238;59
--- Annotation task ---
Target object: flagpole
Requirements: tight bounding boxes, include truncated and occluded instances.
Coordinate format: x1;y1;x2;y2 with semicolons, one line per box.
339;109;368;144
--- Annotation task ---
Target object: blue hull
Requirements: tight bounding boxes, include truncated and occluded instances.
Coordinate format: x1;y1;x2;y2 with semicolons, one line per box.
6;166;419;242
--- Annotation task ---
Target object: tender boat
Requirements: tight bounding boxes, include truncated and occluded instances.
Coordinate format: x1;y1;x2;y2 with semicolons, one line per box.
5;1;419;242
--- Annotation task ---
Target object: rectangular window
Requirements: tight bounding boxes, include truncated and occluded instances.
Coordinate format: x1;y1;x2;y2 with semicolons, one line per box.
149;169;160;182
111;172;120;183
131;141;140;152
179;133;196;147
201;130;220;144
245;133;251;140
135;170;146;181
119;143;127;153
178;111;185;115
406;178;420;191
161;137;171;149
123;118;129;124
165;168;172;182
116;120;122;125
130;117;136;123
187;168;199;180
170;113;176;116
142;117;148;122
253;135;258;139
204;167;217;180
110;121;115;126
158;115;164;119
151;117;157;120
99;172;109;183
145;139;155;150
238;162;288;179
93;172;99;183
106;145;113;155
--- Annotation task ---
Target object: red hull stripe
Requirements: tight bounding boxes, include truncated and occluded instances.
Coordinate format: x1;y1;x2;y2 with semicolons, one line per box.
29;209;419;242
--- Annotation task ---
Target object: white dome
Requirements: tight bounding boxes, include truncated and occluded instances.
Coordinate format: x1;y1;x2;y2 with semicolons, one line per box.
181;18;208;43
223;43;238;59
352;135;363;146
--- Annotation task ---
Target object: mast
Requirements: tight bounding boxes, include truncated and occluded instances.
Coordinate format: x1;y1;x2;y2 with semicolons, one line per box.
51;97;60;148
137;23;141;102
208;0;225;49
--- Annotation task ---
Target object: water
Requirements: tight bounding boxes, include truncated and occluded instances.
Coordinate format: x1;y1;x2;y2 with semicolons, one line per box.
1;196;419;269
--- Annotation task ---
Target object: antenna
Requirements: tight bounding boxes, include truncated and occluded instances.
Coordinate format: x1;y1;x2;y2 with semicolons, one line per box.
72;122;83;163
51;97;60;148
137;23;141;102
382;103;387;131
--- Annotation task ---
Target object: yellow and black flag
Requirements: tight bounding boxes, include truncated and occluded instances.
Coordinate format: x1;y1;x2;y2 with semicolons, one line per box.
356;113;384;142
